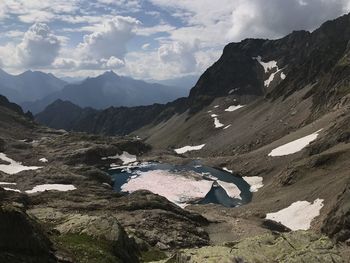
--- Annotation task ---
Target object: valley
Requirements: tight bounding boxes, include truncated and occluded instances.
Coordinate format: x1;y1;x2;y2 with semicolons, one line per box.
0;11;349;263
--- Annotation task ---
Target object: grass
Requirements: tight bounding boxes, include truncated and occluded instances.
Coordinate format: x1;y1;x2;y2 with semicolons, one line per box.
54;233;120;263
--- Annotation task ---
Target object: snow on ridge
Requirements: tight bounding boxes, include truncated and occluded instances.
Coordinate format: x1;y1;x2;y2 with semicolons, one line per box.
175;144;206;154
25;184;76;194
266;199;324;230
268;130;322;157
121;170;214;208
102;151;137;165
243;176;264;192
0;153;42;175
224;105;244;112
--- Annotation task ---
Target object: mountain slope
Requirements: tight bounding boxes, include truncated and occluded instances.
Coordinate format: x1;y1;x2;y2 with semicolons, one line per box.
0;69;66;103
24;71;189;114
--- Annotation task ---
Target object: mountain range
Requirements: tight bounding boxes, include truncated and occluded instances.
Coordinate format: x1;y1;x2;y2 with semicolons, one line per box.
0;69;190;114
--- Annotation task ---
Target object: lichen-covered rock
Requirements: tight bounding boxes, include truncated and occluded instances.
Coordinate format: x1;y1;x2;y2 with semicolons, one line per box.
48;212;140;263
171;231;344;263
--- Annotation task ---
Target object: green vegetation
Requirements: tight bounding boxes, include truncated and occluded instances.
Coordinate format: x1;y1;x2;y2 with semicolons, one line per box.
54;233;120;263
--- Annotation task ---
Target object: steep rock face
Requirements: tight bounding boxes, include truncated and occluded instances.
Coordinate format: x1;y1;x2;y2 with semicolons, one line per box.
322;184;350;242
0;204;56;263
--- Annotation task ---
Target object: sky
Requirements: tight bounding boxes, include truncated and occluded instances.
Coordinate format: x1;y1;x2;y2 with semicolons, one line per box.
0;0;349;81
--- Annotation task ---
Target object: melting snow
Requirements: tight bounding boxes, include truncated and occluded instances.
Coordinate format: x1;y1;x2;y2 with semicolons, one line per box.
243;176;264;192
254;56;277;73
268;130;322;157
39;158;48;163
25;184;76;194
213;117;224;128
224;105;244;112
254;56;286;87
0;153;42;175
121;170;214;207
217;180;241;199
175;144;206;154
223;168;263;193
266;199;324;230
102;151;137;165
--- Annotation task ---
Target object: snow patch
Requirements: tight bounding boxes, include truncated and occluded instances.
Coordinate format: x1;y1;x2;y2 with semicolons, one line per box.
210;114;218;117
223;125;231;130
0;153;42;175
25;184;76;194
121;170;213;207
254;56;286;87
268;130;322;157
266;199;324;230
102;151;137;165
213;117;224;128
3;187;21;193
174;144;206;154
243;176;264;192
222;167;233;173
254;56;277;73
224;105;244;112
0;182;17;185
39;158;48;163
213;105;219;108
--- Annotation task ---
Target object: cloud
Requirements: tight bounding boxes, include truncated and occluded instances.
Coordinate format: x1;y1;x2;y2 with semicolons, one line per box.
103;56;125;68
227;0;350;41
16;23;61;67
77;16;140;61
150;0;350;43
158;41;198;72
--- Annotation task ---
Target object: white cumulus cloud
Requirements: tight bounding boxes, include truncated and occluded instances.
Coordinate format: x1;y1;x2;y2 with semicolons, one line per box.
15;23;61;68
77;16;140;62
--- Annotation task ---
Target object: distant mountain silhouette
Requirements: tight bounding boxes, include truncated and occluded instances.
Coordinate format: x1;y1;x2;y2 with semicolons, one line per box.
23;71;189;114
0;69;66;103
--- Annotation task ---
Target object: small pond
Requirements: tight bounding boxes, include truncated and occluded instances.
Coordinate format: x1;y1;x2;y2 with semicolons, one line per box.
108;162;252;208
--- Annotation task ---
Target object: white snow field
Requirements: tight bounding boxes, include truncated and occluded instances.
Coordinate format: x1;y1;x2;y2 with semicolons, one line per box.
174;144;206;154
121;170;214;207
0;153;42;175
268;130;322;157
25;184;77;194
266;199;324;230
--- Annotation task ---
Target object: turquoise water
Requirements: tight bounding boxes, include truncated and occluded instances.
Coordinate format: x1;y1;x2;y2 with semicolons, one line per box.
108;162;252;207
